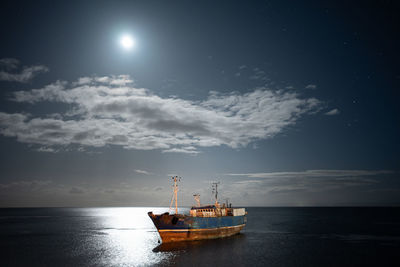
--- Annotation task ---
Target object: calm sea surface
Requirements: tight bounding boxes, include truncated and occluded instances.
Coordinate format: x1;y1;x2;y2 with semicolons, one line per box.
0;207;399;266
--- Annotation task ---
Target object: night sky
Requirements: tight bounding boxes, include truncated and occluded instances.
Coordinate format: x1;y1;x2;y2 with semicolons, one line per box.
0;1;399;207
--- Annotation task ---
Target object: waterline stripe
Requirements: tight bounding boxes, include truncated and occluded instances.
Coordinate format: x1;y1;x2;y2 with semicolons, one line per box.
158;224;245;232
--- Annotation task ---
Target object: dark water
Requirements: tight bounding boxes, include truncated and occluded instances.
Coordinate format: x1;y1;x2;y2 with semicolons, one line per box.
1;207;399;266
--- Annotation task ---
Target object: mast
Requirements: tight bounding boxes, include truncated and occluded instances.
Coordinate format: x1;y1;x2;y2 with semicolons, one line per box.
212;182;220;206
169;176;181;214
224;198;230;208
193;194;201;207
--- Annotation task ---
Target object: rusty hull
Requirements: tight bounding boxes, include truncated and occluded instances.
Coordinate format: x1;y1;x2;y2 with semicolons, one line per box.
158;224;245;243
148;211;246;243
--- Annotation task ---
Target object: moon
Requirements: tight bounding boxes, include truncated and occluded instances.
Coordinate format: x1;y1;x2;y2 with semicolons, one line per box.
120;35;135;50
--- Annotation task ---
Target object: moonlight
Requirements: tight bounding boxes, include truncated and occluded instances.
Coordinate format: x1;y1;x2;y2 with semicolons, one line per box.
120;35;135;50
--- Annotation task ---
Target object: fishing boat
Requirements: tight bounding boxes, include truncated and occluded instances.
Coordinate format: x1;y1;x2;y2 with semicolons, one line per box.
148;176;247;243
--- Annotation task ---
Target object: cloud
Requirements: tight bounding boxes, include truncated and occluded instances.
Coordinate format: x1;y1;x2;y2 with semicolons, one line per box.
249;67;267;80
134;169;152;175
36;147;57;153
305;84;317;89
73;75;134;86
0;170;397;207
69;187;85;194
0;58;20;70
0;180;52;190
0;179;174;207
226;170;392;194
104;189;114;194
0;75;321;153
162;147;199;154
226;169;392;179
0;58;49;83
325;108;340;116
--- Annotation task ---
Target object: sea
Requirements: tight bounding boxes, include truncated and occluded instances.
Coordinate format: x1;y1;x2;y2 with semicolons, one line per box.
0;207;399;266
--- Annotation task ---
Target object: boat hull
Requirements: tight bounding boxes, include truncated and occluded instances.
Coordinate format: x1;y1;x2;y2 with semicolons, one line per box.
158;224;245;242
148;212;246;243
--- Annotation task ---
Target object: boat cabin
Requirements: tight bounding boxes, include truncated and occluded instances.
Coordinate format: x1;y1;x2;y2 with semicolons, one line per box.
190;205;233;217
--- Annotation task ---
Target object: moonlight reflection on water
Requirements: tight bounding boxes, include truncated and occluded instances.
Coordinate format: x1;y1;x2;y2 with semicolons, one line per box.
90;207;174;266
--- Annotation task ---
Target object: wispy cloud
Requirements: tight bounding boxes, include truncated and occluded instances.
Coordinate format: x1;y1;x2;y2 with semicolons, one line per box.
227;169;392;179
0;58;48;83
0;180;52;189
249;67;268;81
69;186;85;194
134;169;152;175
305;84;317;89
0;74;321;153
325;108;340;115
0;58;20;70
0;172;397;207
162;147;199;154
226;170;392;194
0;179;172;207
36;147;57;153
220;170;397;206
